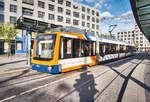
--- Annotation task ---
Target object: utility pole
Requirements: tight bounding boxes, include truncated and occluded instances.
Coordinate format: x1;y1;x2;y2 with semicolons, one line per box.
108;25;117;37
27;29;31;65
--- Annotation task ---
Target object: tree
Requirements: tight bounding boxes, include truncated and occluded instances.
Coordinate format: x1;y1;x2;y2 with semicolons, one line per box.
0;22;18;57
134;42;139;48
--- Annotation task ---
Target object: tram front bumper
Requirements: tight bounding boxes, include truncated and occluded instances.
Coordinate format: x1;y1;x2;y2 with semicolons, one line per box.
32;64;60;74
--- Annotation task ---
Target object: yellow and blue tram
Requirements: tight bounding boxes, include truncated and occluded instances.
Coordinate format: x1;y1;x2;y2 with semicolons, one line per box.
32;28;135;74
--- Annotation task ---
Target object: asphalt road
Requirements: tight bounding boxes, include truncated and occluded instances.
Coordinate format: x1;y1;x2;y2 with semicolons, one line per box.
0;53;150;102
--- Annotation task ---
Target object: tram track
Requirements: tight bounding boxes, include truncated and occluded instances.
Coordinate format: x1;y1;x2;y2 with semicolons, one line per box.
94;55;145;102
0;56;129;89
0;54;137;89
0;54;143;102
54;54;145;102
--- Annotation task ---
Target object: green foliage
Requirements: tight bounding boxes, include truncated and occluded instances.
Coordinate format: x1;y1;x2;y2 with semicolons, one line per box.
116;36;120;40
100;33;110;39
0;22;18;44
0;22;18;56
134;42;139;47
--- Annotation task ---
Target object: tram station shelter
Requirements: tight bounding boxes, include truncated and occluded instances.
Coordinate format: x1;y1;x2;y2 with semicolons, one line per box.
130;0;150;42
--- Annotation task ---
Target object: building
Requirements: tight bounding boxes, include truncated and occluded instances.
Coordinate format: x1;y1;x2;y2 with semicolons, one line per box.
117;24;150;52
0;0;101;55
134;24;150;51
117;30;134;44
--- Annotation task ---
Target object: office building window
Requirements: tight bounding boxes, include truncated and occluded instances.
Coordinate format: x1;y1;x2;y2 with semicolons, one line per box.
66;18;71;24
73;12;79;18
73;19;79;25
87;8;90;14
22;7;33;16
96;25;99;30
0;1;4;11
82;14;85;19
49;0;55;2
0;14;4;22
87;23;90;28
58;7;63;13
92;17;95;22
92;10;95;15
10;16;17;24
82;6;85;12
66;1;71;7
58;16;63;22
92;31;95;34
96;12;99;16
87;16;90;21
96;18;99;23
58;0;63;4
49;4;54;11
66;9;71;15
22;0;34;5
38;1;45;8
92;24;95;29
13;0;17;1
38;11;45;18
10;4;17;13
82;21;85;27
49;14;55;20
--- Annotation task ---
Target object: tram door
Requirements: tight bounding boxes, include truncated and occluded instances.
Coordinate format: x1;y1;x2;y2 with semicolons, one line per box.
99;43;104;56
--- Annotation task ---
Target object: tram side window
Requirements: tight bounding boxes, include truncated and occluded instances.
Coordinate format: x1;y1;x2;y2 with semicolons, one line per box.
90;41;96;56
80;40;96;57
105;44;109;55
73;39;81;58
99;43;104;56
81;40;90;57
120;45;124;53
59;37;96;59
63;37;73;58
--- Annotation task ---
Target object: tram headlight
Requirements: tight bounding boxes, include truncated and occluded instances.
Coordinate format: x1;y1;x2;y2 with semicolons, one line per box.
47;66;53;71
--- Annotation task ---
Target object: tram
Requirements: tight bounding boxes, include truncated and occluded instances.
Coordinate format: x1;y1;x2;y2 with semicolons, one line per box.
32;27;136;74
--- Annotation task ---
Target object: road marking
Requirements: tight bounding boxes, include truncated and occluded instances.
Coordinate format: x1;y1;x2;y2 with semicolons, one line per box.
0;54;139;102
0;66;110;102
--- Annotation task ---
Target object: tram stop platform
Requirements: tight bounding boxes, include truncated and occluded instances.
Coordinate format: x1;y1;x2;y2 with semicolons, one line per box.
0;55;31;77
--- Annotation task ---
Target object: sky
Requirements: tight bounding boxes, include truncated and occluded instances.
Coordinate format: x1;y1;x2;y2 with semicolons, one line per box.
74;0;135;35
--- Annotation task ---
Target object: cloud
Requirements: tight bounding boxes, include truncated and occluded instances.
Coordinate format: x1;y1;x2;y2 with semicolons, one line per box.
86;0;113;10
119;19;132;23
114;11;134;23
86;0;95;3
101;12;113;18
101;11;134;34
104;3;111;9
121;11;133;17
94;3;102;9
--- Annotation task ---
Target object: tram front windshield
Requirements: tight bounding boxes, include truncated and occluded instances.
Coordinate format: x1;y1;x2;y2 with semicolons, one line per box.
34;34;56;61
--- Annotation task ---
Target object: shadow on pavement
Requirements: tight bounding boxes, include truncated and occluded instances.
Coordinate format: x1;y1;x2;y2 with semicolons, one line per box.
144;54;150;102
107;57;150;102
0;60;26;66
73;67;98;102
0;69;30;100
0;69;29;87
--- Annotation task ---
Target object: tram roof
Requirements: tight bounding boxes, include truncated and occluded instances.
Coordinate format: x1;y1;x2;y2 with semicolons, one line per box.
47;27;134;46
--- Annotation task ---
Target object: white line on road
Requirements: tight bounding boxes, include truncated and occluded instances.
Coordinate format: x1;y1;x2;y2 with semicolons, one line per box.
0;68;110;102
0;55;138;102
